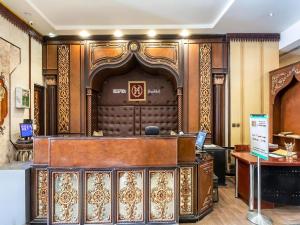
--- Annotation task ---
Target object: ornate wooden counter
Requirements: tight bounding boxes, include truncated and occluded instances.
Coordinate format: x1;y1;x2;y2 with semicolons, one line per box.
232;151;300;209
30;136;213;225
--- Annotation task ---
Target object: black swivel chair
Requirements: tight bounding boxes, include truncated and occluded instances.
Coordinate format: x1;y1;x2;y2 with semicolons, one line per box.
145;126;160;135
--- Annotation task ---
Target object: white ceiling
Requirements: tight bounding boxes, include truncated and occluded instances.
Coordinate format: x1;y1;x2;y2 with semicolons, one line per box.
2;0;300;41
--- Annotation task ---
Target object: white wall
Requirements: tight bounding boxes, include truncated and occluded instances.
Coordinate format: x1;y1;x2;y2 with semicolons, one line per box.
0;15;43;165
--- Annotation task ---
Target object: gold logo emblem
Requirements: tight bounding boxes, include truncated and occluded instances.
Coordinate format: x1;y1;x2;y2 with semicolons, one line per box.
131;84;143;98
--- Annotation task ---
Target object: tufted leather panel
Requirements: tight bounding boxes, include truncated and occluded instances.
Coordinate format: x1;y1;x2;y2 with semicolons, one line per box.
140;106;178;135
98;106;135;136
97;105;178;136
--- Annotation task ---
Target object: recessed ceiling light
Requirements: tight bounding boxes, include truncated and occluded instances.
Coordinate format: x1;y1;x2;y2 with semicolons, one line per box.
269;12;273;17
114;30;123;38
180;29;190;37
79;30;90;38
147;30;157;38
48;33;56;38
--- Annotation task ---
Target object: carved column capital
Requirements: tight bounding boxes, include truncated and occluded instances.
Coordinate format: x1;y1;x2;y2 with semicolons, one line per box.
213;75;225;85
45;75;57;86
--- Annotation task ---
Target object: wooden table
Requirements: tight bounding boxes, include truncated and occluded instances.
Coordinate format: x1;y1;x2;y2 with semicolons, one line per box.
231;152;300;210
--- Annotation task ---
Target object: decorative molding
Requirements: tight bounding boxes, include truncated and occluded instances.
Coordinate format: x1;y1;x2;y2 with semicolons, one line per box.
199;43;212;133
37;169;48;218
118;171;144;222
138;42;179;74
179;167;193;215
85;171;112;223
0;3;43;43
149;170;175;222
45;76;57;86
34;89;40;135
213;74;225;85
89;42;129;72
177;87;183;132
57;45;70;133
52;172;79;224
227;33;280;42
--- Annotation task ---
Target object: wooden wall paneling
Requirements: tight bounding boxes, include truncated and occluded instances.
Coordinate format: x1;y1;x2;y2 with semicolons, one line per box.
212;43;227;72
70;45;81;133
42;45;47;69
187;44;200;132
213;75;225;146
46;81;57;135
46;45;58;70
183;42;189;132
81;43;86;134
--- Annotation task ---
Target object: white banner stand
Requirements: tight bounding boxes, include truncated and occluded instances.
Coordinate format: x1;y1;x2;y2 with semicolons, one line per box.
247;114;272;225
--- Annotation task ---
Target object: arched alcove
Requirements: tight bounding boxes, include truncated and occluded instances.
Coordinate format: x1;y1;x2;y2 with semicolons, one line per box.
87;56;180;136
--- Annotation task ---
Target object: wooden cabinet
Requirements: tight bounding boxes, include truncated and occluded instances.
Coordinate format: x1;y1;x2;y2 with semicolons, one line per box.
198;159;213;217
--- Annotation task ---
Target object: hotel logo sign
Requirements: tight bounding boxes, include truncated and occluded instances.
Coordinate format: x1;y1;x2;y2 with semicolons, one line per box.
128;81;146;101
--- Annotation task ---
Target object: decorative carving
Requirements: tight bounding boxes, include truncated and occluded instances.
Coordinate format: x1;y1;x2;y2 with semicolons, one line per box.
53;172;79;223
271;71;292;96
177;87;183;132
34;90;40;135
139;42;179;73
37;169;48;218
57;45;70;133
118;171;144;222
86;171;111;223
179;167;193;215
199;43;212;133
87;88;92;136
45;76;57;86
90;42;129;71
149;170;175;221
129;41;139;52
214;75;225;85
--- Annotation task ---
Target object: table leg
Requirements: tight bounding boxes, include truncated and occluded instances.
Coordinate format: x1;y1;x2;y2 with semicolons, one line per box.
235;158;238;198
249;164;254;211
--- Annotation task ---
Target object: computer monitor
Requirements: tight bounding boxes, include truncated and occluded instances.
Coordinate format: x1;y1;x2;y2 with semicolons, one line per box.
20;123;33;139
195;131;207;150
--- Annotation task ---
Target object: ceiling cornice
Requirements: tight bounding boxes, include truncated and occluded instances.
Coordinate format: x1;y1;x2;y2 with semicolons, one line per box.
227;33;280;42
0;2;43;43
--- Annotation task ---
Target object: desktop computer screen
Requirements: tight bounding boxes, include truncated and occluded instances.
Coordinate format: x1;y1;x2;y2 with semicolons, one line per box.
20;123;33;138
195;131;207;150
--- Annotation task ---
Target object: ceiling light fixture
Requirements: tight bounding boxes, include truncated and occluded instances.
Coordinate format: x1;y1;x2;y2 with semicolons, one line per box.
147;30;157;38
269;12;273;17
79;30;90;38
48;33;56;38
114;30;123;38
180;29;190;37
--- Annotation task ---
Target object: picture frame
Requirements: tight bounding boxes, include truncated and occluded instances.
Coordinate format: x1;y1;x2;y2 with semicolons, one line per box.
15;87;30;108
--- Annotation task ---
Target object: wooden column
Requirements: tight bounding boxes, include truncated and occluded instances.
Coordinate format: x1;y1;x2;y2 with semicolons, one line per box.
213;74;225;146
177;87;183;132
86;88;92;136
45;76;57;135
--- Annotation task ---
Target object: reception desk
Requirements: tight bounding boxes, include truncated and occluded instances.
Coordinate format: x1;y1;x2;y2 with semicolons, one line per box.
30;136;213;225
232;152;300;210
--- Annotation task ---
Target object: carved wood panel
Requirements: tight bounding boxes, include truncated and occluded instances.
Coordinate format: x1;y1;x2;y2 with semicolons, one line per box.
36;169;48;219
179;167;193;215
117;170;144;223
85;171;112;224
199;43;212;134
51;171;80;224
149;170;175;222
57;45;70;133
89;42;129;72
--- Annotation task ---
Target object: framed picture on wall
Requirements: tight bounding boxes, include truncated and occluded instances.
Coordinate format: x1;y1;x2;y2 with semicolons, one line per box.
128;81;146;101
15;87;30;108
